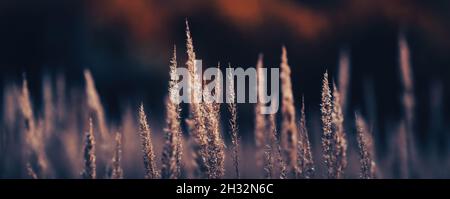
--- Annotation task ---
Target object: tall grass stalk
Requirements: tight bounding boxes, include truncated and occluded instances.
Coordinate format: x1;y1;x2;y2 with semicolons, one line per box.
297;97;315;179
111;132;123;179
320;71;337;179
138;104;160;179
227;64;240;178
84;69;108;140
255;54;267;173
280;46;299;176
162;45;184;179
184;20;209;178
332;83;347;178
82;117;96;179
355;113;376;179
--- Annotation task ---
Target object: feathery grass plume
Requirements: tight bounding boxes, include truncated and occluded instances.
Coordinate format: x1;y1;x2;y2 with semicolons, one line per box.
162;46;183;179
203;63;225;179
280;46;298;176
111;132;123;179
227;64;240;178
268;112;287;179
26;162;38;179
84;69;108;140
355;113;376;179
138;104;160;179
296;96;315;179
398;32;417;177
338;48;350;113
254;54;267;172
19;77;49;177
332;82;347;179
184;20;209;178
320;71;337;179
82;117;96;179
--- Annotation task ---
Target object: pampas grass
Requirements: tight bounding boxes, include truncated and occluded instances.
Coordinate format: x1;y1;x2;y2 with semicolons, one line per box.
1;23;440;179
204;64;225;179
161;46;184;179
138;104;160;179
184;20;209;178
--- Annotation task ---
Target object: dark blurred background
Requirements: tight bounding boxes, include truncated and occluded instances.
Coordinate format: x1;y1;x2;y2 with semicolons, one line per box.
1;0;450;144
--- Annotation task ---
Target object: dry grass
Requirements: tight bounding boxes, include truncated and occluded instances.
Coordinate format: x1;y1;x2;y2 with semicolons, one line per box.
332;82;347;179
111;132;123;179
161;46;183;179
227;64;240;178
138;104;160;179
296;97;315;179
355;113;376;179
203;64;226;179
82;117;96;179
255;54;267;174
20;77;49;178
269;112;288;179
0;24;436;179
280;46;299;176
84;70;108;140
184;20;210;178
320;71;338;179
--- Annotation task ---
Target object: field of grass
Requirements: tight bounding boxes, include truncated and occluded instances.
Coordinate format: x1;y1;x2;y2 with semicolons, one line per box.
1;22;448;179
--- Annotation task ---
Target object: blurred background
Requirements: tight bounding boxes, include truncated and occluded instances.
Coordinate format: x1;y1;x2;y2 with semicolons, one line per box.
1;0;450;178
